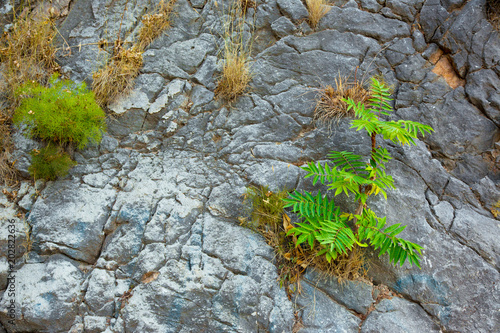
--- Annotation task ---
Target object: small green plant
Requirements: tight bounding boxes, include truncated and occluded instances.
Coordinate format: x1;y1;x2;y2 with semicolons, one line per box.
13;74;106;149
243;185;367;294
29;144;76;181
285;77;434;269
242;186;306;294
491;200;500;218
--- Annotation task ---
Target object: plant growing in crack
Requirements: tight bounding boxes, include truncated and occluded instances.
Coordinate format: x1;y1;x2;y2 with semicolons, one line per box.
285;77;434;269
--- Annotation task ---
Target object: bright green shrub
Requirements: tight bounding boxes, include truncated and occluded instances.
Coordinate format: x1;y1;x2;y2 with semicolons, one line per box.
29;144;77;181
13;74;106;149
284;77;434;268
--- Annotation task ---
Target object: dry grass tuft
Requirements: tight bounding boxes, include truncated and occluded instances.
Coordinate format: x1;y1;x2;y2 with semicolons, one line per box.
487;0;500;30
137;0;177;51
242;186;367;297
92;0;177;106
306;0;331;29
0;10;58;98
314;75;371;127
240;0;257;14
214;0;254;102
491;199;500;218
215;48;252;101
0;8;59;185
92;46;143;106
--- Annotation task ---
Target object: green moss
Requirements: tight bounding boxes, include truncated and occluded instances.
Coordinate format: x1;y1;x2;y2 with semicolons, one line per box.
244;185;289;229
13;74;106;149
29;144;77;181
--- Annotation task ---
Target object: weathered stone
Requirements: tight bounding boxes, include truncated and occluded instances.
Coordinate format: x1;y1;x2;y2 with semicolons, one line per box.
361;297;441;332
295;280;361;332
83;316;109;333
450;208;500;269
276;0;309;22
29;181;117;263
5;0;500;332
319;7;411;42
471;176;500;212
384;38;416;66
149;80;187;114
432;200;454;229
466;69;500;127
394;54;428;83
193;56;218;88
165;37;216;74
0;255;83;332
0;257;8;290
85;268;116;316
304;269;375;314
359;0;383;12
271;16;297;38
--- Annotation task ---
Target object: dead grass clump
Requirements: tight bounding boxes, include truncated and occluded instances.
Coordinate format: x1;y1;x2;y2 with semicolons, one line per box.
0;10;58;98
487;0;500;30
215;48;252;101
491;199;500;218
92;46;143;106
314;76;371;126
242;186;367;297
240;0;257;14
214;0;254;102
306;0;331;29
0;121;17;185
137;0;177;51
0;8;59;185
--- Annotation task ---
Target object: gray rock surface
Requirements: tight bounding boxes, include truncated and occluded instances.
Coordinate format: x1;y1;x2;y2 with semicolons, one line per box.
1;0;499;332
360;297;440;333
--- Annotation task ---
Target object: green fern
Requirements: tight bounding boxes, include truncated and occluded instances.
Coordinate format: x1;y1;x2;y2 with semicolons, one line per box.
285;77;433;268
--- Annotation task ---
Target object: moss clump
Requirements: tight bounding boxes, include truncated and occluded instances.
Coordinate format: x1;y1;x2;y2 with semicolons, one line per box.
13;74;106;149
29;144;76;181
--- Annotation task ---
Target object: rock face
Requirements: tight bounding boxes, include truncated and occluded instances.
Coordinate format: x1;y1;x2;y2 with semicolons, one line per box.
0;0;499;332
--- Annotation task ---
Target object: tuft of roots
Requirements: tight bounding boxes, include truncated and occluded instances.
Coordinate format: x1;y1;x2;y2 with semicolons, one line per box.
487;0;500;30
314;76;371;129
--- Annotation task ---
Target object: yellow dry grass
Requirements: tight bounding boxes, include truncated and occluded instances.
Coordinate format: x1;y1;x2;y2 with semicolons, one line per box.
214;0;254;102
487;0;500;30
215;48;252;101
137;0;177;51
92;46;143;107
240;0;257;14
314;75;371;127
0;10;58;98
306;0;331;29
92;0;177;106
0;8;59;185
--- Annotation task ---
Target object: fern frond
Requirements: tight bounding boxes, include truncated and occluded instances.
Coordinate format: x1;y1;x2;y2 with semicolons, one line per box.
370;147;392;169
350;118;379;136
357;209;422;267
302;161;334;185
397;120;434;138
345;98;377;121
368;77;392;113
283;190;338;220
327;151;366;175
